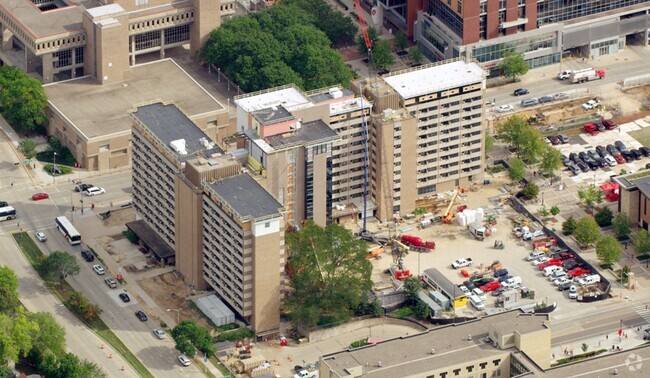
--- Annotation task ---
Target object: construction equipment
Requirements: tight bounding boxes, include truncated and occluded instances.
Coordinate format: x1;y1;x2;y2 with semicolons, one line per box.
494;240;505;250
400;234;435;252
442;187;465;224
354;0;373;70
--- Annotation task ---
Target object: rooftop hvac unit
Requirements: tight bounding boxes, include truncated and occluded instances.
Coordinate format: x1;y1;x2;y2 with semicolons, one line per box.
329;87;343;99
169;139;187;155
335;203;346;211
199;137;215;150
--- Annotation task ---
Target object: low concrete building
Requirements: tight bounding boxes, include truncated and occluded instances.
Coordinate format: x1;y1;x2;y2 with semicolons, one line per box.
319;310;552;377
45;59;229;171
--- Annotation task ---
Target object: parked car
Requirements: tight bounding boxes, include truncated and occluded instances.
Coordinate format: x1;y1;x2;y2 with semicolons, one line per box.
32;193;49;201
480;281;502;292
595;123;606;132
602;119;617;130
35;232;47;242
554;92;569;99
491;287;506;296
622;150;635;162
105;277;117;288
569;152;581;164
81;250;94;262
497;104;514;113
587;149;599;160
568;285;578;299
569;267;591;277
501;276;523;288
153;329;166;339
547;135;561;145
458;285;471;296
567;164;580;175
531;256;550;265
178;355;191;367
615;140;627;152
578;151;590;162
562;154;571;166
577;162;590;172
631;149;644;160
594;157;607;168
472;288;487;301
640;147;650;157
607;144;620;156
497;275;512;283
595;145;608;157
604;155;617;166
562;260;580;270
92;264;105;275
119;293;130;302
553;276;571;286
494;268;509;277
582;99;602;110
463;280;476;291
135;311;148;322
558;134;570;144
539;95;554;104
557;281;573;291
586;160;599;170
84;187;105;196
584;123;599;135
539;259;562;270
514;88;529;96
577;274;601;286
521;98;538;107
614;154;626;164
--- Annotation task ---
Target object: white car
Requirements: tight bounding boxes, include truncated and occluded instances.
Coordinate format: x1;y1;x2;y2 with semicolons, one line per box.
582;99;601;110
153;329;166;339
84;186;106;196
496;104;514;113
604;155;617;166
178;355;191;366
531;256;549;265
568;285;578;299
458;285;470;296
92;264;105;275
557;70;572;80
553;276;571;286
451;258;473;269
472;288;487;301
35;232;47;242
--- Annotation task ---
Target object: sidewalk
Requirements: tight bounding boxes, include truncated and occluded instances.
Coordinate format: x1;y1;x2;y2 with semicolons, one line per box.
551;324;647;364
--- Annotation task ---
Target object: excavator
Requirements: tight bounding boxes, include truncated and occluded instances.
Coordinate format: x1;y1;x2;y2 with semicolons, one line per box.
442;187;468;224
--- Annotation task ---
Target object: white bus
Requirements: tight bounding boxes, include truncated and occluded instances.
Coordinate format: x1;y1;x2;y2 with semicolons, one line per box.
0;206;17;221
55;216;81;245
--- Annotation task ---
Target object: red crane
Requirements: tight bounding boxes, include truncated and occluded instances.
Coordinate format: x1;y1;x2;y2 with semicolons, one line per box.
354;0;373;54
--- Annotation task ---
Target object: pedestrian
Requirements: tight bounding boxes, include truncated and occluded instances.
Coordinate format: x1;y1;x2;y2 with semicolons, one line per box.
72;205;75;212
552;353;555;359
11;182;13;187
606;334;609;340
625;333;628;339
91;203;95;210
612;345;615;351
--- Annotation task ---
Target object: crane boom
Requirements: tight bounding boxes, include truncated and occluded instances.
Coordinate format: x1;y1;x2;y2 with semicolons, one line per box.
355;0;373;51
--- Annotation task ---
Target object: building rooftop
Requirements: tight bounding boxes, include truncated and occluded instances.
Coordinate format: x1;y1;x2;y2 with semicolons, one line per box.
264;120;340;150
208;174;283;220
321;311;549;378
235;86;311;113
541;344;650;377
131;103;223;163
45;59;224;140
422;268;459;299
0;0;99;38
251;105;294;125
125;219;175;259
308;87;354;104
329;97;373;116
632;175;650;198
383;60;485;99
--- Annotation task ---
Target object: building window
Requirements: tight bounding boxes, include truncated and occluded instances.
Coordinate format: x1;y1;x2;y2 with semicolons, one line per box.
135;0;149;6
265;222;270;228
453;368;461;376
164;24;191;45
493;359;501;366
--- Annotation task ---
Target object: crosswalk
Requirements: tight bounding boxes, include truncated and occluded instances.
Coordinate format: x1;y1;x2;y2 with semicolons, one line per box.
632;303;650;324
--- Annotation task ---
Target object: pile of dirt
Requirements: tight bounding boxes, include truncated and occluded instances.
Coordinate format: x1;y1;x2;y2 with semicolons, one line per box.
137;272;212;329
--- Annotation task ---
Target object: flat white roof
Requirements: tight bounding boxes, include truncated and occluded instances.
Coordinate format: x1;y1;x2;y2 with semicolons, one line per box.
86;4;125;19
235;87;311;113
330;97;372;116
383;61;485;99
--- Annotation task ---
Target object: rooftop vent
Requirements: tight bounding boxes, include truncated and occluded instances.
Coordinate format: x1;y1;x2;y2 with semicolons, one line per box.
329;87;343;99
169;139;187;155
207;159;219;166
199;137;215;150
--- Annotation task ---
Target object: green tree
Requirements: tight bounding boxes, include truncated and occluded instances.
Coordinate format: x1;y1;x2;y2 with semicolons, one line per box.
402;276;422;305
521;182;540;199
414;300;431;320
372;39;395;71
633;229;650;257
38;251;80;289
356;26;380;55
496;115;528;146
577;185;604;215
29;312;66;358
594;207;614;227
65;291;102;323
596;235;622;266
562;216;577;235
0;365;12;377
508;157;525;182
612;212;633;240
394;30;408;51
0;266;20;314
0;66;48;134
78;360;107;378
0;307;39;362
170;320;215;358
408;45;424;64
550;205;560;217
287;221;372;328
287;0;357;46
574;217;601;247
18;139;38;160
497;50;529;81
538;206;550;218
517;127;546;164
539;146;563;176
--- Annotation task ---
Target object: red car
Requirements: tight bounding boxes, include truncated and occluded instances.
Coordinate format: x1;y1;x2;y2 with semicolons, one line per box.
614;154;626;164
538;259;562;270
584;123;599;135
480;281;502;292
553;252;575;261
602;119;617;130
569;267;590;277
32;193;49;201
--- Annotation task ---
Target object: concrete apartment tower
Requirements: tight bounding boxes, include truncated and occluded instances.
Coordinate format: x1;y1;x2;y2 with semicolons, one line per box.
130;102;285;336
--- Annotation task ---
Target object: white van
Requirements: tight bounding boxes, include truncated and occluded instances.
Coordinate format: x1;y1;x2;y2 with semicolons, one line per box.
472;288;487;301
543;266;563;277
469;295;485;310
527;250;545;261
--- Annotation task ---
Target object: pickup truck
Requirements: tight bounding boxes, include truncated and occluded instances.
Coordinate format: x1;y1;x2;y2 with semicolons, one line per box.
294;370;317;378
452;258;473;269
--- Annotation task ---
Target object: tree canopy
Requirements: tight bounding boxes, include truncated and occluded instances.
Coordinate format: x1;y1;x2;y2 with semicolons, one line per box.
170;320;215;358
578;185;604;215
202;2;353;92
38;251;80;289
508;157;525;181
287;221;373;328
539;146;563;176
498;50;529;81
18;139;38;160
0;266;19;314
0;66;48;135
596;235;622;266
372;40;395;71
612;212;633;240
633;229;650;257
574;216;601;247
496;115;545;163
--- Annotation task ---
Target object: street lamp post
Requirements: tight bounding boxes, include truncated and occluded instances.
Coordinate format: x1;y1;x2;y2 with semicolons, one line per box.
167;308;180;324
52;152;57;183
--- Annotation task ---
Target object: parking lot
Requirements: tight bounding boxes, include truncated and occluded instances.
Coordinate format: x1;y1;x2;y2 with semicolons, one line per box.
370;207;601;321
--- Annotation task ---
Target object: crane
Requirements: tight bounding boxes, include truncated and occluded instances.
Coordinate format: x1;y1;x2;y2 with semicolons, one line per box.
354;0;373;71
442;187;462;224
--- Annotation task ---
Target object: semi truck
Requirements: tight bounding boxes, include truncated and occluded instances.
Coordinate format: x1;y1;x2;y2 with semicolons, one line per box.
400;234;435;252
569;68;605;84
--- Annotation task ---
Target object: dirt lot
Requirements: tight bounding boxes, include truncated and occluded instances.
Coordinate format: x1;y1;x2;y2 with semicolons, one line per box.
101;206;136;228
138;272;212;329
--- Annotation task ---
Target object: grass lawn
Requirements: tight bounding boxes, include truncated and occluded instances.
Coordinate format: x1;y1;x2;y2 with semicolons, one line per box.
209;356;231;376
12;232;154;378
390;306;414;318
629;127;650;147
